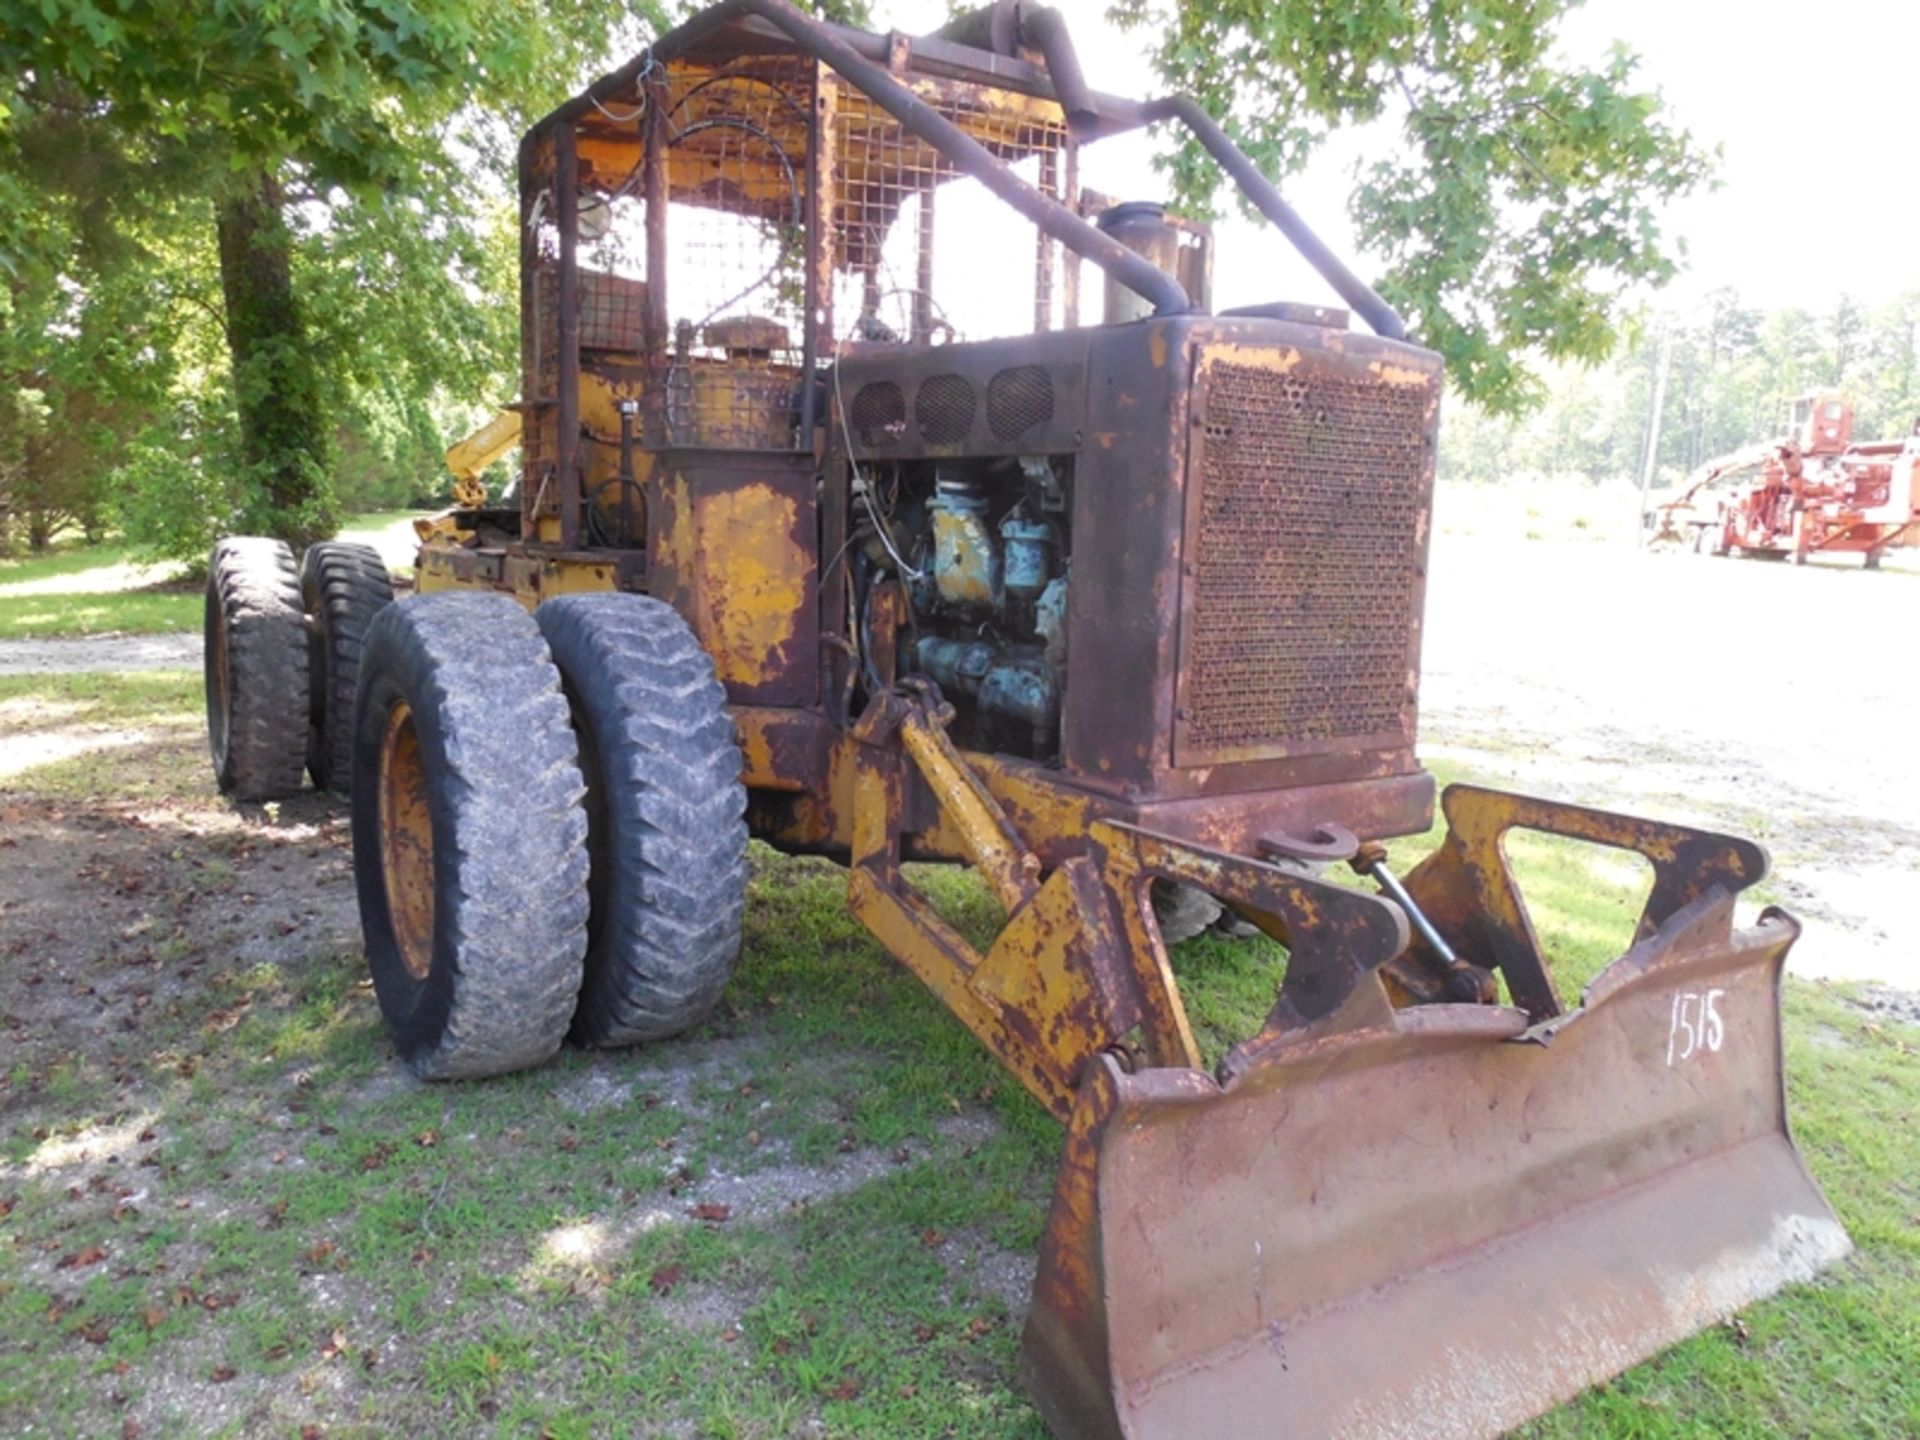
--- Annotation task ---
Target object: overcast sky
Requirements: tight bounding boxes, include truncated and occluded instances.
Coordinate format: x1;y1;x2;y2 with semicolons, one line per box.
885;0;1919;321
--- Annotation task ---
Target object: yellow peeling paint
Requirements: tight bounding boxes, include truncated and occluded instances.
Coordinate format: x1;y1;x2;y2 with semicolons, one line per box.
699;484;805;689
1202;343;1302;375
1367;360;1433;387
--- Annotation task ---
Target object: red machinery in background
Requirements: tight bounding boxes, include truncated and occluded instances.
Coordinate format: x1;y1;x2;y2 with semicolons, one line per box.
1650;392;1920;566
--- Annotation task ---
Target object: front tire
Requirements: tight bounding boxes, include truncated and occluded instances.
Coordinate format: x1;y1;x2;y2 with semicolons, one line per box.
536;593;748;1047
351;592;589;1079
204;537;310;800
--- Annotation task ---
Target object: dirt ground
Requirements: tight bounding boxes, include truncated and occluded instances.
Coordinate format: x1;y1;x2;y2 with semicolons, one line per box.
1422;535;1920;992
0;635;202;676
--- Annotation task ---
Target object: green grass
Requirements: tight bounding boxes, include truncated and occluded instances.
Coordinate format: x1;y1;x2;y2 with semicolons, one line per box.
0;511;426;640
0;537;145;586
1;675;1916;1437
0;538;197;640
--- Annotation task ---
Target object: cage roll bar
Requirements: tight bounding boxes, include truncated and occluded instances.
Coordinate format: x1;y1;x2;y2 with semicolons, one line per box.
545;0;1407;337
552;0;1192;316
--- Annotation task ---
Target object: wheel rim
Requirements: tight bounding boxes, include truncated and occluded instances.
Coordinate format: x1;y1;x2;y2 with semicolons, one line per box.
377;700;436;980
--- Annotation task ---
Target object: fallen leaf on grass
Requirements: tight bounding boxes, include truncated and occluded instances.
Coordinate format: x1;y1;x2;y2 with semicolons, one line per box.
142;1306;167;1331
303;1240;337;1267
414;1130;438;1149
827;1377;862;1401
210;1366;236;1383
648;1264;685;1294
56;1244;107;1270
689;1202;731;1223
319;1328;349;1361
920;1229;945;1248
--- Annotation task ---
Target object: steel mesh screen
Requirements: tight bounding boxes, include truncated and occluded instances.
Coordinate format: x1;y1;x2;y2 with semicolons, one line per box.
987;364;1056;441
1180;359;1430;759
914;373;977;445
827;78;1068;346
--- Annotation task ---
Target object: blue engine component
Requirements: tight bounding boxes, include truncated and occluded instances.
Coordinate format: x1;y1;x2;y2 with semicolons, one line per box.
905;464;1068;757
1000;515;1056;601
913;635;1059;751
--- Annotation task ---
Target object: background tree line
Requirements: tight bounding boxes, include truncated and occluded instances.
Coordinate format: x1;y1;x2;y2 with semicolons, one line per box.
1440;288;1920;489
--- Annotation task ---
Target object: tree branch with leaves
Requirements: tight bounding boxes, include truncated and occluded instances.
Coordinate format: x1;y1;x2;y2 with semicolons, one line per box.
1115;0;1714;414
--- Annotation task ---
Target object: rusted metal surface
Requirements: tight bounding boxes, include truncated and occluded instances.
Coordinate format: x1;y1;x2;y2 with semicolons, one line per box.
1396;785;1768;1020
1174;341;1435;767
647;450;818;705
1023;898;1846;1440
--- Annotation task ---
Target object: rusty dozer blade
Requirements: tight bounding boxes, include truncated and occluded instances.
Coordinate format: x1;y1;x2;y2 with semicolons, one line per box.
1022;786;1849;1440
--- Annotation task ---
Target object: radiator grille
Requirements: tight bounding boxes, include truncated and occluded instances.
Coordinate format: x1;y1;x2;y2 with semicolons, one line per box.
1179;358;1430;760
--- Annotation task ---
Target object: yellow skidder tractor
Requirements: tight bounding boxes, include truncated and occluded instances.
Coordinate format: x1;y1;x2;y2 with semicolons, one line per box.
200;4;1848;1435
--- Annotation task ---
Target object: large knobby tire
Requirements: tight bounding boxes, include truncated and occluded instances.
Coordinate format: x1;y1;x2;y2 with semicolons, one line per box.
351;591;589;1080
204;536;310;800
1150;880;1224;946
535;593;748;1048
301;541;395;793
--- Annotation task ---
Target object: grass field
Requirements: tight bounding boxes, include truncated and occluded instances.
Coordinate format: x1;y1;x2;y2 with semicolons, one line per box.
0;514;424;641
1;670;1916;1438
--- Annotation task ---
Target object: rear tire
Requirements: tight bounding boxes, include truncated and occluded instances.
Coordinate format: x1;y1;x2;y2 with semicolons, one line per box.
536;593;748;1047
1150;880;1223;946
301;541;395;793
204;537;310;800
351;592;589;1079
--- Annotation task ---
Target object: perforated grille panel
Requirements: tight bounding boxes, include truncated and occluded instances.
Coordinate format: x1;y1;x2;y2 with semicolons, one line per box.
1178;356;1432;761
987;365;1055;441
849;381;906;449
915;374;977;445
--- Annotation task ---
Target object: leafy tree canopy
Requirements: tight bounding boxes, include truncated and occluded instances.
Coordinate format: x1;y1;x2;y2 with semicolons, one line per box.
1116;0;1714;413
0;0;663;555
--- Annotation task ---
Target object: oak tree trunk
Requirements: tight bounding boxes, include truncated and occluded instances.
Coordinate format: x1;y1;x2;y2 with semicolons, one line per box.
215;172;337;549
